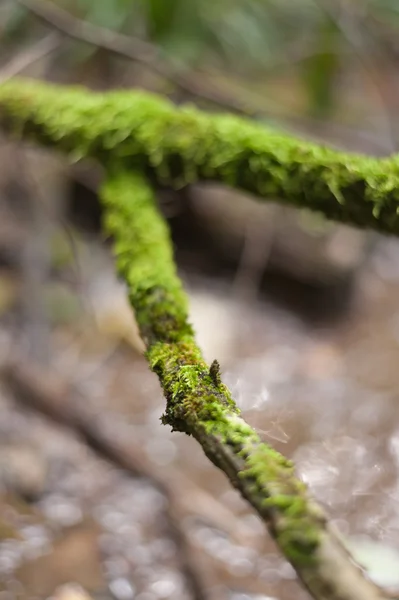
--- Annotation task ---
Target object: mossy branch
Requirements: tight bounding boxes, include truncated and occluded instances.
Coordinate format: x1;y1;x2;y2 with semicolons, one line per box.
1;78;399;234
100;169;390;600
0;77;396;599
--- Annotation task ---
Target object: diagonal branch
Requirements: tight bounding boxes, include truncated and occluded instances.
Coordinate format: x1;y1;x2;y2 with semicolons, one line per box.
16;0;159;67
314;0;398;153
16;0;252;114
15;0;393;154
0;32;61;84
99;168;391;600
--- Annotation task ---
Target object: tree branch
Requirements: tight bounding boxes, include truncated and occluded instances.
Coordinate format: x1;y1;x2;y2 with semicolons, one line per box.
16;0;253;114
314;0;398;153
98;168;391;600
0;33;61;84
16;0;159;67
0;78;398;235
0;75;397;598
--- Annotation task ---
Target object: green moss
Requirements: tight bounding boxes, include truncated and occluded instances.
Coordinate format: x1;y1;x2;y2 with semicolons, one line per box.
0;77;337;570
209;359;222;386
101;169;191;346
238;442;324;566
2;78;399;234
147;339;237;431
100;170;237;420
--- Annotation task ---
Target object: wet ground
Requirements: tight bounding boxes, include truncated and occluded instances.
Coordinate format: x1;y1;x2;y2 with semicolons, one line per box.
0;232;399;600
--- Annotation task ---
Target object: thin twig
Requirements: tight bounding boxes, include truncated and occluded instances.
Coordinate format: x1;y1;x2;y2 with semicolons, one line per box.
13;0;344;120
15;0;251;114
314;0;398;153
16;0;158;64
0;33;61;84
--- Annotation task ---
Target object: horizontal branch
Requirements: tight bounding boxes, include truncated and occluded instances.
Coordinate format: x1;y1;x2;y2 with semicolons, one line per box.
100;168;389;600
1;78;399;234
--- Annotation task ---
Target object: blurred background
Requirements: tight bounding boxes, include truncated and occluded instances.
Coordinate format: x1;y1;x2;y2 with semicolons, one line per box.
1;1;399;599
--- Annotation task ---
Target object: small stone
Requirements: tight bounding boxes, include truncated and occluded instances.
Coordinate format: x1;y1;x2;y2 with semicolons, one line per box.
150;574;181;598
226;556;253;577
39;494;83;527
0;443;48;501
109;577;135;600
49;583;93;600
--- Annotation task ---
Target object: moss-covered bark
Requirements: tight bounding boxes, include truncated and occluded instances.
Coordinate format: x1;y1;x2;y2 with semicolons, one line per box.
1;78;399;235
101;169;322;557
100;170;387;600
0;77;394;600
